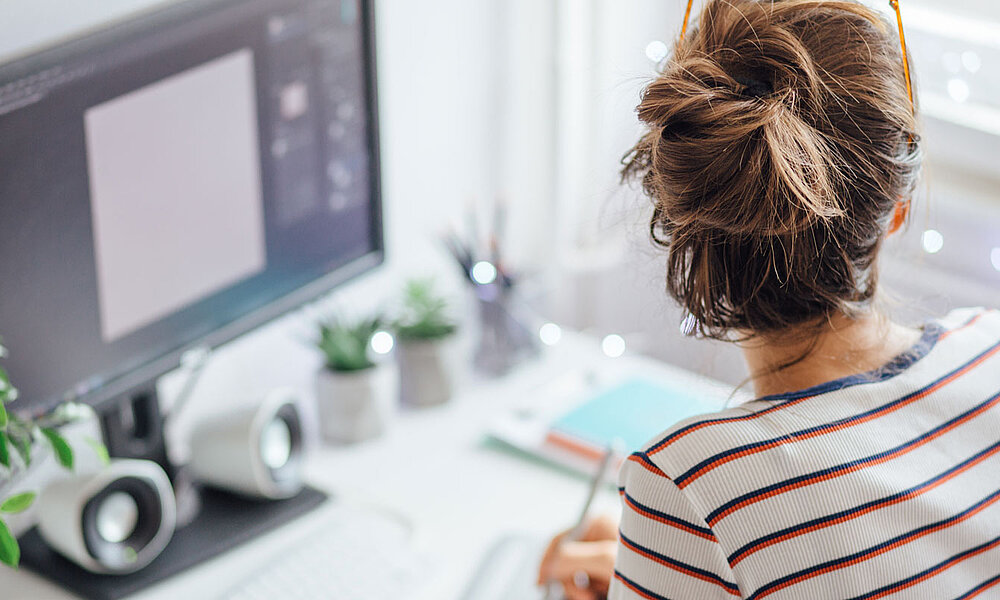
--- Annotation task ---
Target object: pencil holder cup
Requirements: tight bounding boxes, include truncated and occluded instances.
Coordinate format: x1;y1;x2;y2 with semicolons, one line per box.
472;283;537;376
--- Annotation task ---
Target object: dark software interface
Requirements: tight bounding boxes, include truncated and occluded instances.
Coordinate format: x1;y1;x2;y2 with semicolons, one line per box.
0;0;382;413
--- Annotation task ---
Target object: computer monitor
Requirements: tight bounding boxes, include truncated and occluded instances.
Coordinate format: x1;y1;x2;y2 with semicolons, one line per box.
0;0;383;433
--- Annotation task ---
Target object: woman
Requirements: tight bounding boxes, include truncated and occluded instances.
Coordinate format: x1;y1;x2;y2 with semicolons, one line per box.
538;1;1000;598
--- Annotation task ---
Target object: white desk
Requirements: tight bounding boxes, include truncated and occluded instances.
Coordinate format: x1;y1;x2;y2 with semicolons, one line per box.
1;333;734;600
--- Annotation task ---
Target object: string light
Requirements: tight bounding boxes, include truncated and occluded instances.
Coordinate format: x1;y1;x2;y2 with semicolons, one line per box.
471;261;498;285
370;330;394;355
539;323;562;346
601;334;626;358
645;40;669;62
921;229;944;254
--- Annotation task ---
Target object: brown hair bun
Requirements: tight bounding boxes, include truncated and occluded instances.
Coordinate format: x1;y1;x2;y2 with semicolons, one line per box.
623;0;921;339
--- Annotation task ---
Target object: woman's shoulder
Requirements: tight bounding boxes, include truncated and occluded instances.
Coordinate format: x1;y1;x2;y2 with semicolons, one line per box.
624;400;783;484
623;306;1000;491
627;342;943;486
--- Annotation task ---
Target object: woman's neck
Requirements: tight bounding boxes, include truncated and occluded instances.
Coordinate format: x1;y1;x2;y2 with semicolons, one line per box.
741;312;921;399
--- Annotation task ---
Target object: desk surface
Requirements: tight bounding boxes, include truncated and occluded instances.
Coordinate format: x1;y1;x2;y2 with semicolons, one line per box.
1;333;735;600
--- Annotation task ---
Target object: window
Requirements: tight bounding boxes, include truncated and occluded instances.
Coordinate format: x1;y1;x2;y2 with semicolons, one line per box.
862;0;1000;178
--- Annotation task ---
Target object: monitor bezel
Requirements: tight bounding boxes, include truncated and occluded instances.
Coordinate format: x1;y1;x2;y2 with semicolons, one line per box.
0;0;384;414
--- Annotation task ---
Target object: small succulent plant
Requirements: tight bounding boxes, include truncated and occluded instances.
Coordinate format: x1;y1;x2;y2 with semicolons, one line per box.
394;279;457;342
317;315;383;372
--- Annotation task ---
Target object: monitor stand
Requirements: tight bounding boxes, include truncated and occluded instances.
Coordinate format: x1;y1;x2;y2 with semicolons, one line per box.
20;385;329;600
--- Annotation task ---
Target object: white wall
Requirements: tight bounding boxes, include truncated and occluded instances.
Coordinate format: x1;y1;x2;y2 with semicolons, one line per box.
0;0;170;62
375;0;498;271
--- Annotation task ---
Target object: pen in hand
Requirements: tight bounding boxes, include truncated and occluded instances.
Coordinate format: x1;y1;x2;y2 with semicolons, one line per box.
542;439;625;600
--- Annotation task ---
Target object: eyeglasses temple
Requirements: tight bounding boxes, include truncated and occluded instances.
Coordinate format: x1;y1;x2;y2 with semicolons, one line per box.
680;0;695;42
889;0;915;115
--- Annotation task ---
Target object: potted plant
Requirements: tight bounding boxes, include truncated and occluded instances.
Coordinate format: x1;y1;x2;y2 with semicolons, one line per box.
314;315;397;443
393;279;461;407
0;339;108;568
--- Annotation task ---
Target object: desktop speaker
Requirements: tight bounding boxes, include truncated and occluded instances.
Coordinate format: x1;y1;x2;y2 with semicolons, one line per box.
35;458;176;575
188;388;306;500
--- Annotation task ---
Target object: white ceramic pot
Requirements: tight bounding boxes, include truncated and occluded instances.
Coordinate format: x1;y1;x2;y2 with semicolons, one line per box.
315;362;398;444
397;336;460;407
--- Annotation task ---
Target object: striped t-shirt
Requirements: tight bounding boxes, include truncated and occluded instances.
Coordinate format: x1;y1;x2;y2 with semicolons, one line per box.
610;307;1000;600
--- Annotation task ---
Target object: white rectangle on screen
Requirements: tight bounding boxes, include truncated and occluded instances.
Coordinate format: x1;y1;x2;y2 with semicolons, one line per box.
85;49;266;342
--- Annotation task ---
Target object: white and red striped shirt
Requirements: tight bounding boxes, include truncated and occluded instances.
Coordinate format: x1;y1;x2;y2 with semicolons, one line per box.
610;307;1000;600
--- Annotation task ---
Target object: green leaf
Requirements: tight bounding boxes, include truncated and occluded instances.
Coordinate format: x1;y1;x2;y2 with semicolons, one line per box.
0;402;7;428
0;366;8;386
0;518;19;568
316;315;381;372
41;428;73;470
0;493;35;514
0;432;8;468
84;436;111;466
394;278;457;341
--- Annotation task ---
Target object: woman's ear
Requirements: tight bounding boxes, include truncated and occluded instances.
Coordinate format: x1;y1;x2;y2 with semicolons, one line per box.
888;200;910;236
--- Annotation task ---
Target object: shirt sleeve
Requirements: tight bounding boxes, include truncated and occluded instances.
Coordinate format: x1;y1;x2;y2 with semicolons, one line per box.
609;452;743;599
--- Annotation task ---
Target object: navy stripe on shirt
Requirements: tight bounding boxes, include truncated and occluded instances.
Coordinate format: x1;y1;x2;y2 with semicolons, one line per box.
747;488;1000;600
706;389;1000;526
847;534;1000;600
673;338;1000;488
727;438;1000;566
619;531;741;595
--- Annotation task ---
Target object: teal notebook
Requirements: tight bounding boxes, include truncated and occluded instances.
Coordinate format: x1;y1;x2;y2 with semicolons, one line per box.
549;378;721;454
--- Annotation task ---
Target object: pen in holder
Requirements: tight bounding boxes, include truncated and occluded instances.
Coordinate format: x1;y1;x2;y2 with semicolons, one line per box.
444;200;538;376
471;270;537;376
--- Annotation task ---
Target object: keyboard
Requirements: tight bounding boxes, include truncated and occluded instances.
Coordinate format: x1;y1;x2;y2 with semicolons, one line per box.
459;534;548;600
219;506;427;600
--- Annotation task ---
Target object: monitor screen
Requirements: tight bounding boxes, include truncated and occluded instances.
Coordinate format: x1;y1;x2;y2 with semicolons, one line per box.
0;0;382;413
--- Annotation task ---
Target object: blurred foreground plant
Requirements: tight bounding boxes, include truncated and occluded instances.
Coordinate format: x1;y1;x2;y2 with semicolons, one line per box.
0;339;108;568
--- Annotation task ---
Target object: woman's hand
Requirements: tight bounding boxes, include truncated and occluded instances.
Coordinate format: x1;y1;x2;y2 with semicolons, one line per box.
537;514;619;600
